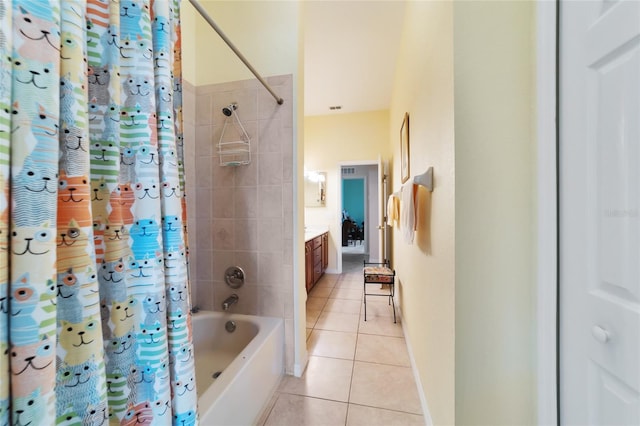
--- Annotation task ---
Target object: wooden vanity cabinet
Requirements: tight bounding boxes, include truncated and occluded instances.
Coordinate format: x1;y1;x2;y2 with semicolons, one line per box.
322;233;329;270
305;232;328;293
305;241;314;292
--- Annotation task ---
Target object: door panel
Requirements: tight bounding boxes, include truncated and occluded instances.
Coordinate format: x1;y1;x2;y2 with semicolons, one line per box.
560;0;640;424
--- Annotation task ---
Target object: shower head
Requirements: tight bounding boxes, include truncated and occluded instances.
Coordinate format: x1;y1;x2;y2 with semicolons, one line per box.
222;103;238;117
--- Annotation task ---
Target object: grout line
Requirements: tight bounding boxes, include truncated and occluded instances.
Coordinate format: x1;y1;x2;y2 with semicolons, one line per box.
347;401;425;417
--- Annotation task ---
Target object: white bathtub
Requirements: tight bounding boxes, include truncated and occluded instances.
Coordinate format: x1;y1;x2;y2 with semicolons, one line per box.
193;310;284;425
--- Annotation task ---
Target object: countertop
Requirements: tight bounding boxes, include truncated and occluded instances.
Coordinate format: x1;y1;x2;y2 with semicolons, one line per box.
304;227;329;242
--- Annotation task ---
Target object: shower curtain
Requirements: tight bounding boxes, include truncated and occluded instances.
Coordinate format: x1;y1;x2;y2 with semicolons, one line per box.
0;0;197;424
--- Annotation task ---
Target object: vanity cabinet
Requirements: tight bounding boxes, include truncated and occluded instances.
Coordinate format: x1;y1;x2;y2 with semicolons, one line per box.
322;233;329;270
305;241;314;292
305;231;329;293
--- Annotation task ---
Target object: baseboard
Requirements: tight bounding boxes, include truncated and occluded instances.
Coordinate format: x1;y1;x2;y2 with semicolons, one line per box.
324;268;340;275
398;305;433;426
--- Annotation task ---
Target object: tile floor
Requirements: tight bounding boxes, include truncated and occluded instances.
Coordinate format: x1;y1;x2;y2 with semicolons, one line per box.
259;253;425;425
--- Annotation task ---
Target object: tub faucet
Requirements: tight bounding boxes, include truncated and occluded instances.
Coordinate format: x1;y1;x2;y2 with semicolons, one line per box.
222;294;239;311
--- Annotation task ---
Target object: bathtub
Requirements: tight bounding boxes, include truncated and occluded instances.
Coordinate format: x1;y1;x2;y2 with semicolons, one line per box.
193;310;284;425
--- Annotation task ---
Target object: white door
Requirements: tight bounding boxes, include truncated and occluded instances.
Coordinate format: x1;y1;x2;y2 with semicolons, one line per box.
377;155;387;264
560;1;640;424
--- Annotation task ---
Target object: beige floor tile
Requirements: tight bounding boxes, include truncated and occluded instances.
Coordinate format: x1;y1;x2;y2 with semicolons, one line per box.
349;361;422;415
323;298;361;314
346;404;425;426
336;279;363;290
306;328;312;340
306;296;327;312
340;273;363;282
355;334;410;367
308;329;357;360
361;298;396;318
315;311;360;333
264;393;348;426
313;278;337;290
318;273;340;284
308;285;333;298
330;287;363;301
279;356;353;402
306;309;321;329
358;315;403;337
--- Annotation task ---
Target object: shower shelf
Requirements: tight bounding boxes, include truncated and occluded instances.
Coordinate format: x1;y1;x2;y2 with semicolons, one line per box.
218;103;252;166
218;140;251;166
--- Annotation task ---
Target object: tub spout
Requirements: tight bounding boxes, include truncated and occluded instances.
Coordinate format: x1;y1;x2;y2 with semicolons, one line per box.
222;294;239;311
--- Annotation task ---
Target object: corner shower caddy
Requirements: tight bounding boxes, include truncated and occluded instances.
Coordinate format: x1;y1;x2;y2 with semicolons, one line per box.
218;103;251;166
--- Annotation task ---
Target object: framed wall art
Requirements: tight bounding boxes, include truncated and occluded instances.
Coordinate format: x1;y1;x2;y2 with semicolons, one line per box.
400;112;410;183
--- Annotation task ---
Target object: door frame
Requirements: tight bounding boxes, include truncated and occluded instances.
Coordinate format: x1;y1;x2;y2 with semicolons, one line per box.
536;0;559;423
336;160;379;273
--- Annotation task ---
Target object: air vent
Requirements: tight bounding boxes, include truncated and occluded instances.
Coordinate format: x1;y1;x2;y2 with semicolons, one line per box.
329;105;342;111
342;167;355;175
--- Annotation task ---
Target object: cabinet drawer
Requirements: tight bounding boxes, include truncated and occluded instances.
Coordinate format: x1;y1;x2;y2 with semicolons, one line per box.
312;236;322;249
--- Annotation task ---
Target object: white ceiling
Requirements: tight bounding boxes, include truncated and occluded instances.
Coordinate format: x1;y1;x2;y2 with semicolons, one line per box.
303;1;406;116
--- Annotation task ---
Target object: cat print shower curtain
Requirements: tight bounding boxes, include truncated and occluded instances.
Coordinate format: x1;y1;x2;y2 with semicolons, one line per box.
0;0;197;424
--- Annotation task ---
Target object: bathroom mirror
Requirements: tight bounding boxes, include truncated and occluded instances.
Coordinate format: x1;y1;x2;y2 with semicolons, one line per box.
304;171;326;207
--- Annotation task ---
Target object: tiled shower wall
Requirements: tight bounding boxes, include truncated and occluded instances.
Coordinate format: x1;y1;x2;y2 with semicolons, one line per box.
184;75;295;372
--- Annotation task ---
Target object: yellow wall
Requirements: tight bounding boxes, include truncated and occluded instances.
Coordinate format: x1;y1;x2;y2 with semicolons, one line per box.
453;1;535;424
304;110;391;271
181;2;197;84
189;0;300;87
389;1;455;424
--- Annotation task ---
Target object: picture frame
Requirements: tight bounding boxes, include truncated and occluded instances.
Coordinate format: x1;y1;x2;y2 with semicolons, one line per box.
400;112;410;183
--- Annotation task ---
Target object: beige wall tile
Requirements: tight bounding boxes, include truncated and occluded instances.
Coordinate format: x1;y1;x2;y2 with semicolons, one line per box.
192;76;294;352
235;160;258;187
258;186;283;218
194;220;212;251
234;219;257;251
258;118;283;153
212;187;235;218
212;219;234;250
257;286;284;317
195;249;213;281
258;152;283;186
258;252;284;285
212;163;236;187
234;187;257;218
195;279;214;311
257;218;283;252
195;93;212;125
194;155;213;188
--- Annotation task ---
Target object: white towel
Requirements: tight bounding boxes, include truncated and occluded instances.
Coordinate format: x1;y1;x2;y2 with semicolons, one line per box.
387;194;400;228
400;178;415;244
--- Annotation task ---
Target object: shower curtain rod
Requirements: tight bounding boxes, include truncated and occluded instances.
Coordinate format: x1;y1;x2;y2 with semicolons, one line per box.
188;0;285;105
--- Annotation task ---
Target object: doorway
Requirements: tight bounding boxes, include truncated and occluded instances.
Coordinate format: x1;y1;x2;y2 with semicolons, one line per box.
559;0;640;423
337;162;383;274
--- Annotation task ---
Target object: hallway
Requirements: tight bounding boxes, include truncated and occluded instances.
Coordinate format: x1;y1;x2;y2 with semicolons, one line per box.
259;253;425;425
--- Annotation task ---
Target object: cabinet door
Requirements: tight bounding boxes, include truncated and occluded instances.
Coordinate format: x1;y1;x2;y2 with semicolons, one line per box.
322;233;329;270
305;242;314;292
